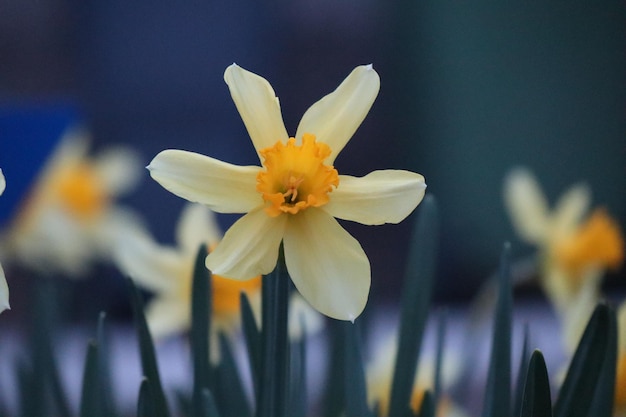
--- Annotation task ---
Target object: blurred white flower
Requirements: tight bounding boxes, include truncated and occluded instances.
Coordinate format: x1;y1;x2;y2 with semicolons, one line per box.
0;168;9;313
148;64;426;321
115;203;323;362
504;167;623;350
1;128;142;277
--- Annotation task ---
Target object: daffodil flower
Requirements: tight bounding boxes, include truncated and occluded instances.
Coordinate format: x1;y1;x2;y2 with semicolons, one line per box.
1;128;142;276
366;336;465;417
0;168;9;313
148;64;426;320
115;203;323;362
504;167;623;349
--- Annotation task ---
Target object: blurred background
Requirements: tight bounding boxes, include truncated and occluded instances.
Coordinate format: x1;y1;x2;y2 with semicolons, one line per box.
0;0;624;319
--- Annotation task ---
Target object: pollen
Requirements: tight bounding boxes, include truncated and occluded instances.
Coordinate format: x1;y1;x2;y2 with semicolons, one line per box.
256;134;339;217
53;163;109;220
555;208;624;277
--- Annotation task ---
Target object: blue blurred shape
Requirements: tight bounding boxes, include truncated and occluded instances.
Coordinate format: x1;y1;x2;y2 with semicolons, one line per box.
0;102;81;227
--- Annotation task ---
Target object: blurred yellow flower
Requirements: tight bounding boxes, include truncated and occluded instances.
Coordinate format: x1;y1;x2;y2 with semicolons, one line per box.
615;303;626;416
148;64;426;321
0;168;9;313
115;203;323;362
504;167;624;350
1;128;142;276
366;336;466;417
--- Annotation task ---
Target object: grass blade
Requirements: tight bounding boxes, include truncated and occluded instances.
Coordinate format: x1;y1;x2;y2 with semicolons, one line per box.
129;279;171;417
214;333;252;417
79;341;101;417
322;320;346;417
344;321;371;417
241;292;261;398
513;324;531;417
191;244;212;417
587;304;617;417
256;248;290;417
520;350;552;417
137;378;156;417
388;195;439;417
481;243;513;417
553;303;611;417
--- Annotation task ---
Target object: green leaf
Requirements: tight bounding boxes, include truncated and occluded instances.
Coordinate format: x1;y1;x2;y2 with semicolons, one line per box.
322;319;346;417
481;243;513;417
388;195;439;417
586;304;617;417
191;244;212;417
417;390;435;417
128;279;171;417
79;341;101;417
96;312;119;417
432;309;447;405
137;378;156;417
520;350;552;417
553;303;611;417
343;321;371;417
287;333;307;417
241;291;261;398
513;324;531;417
256;247;290;417
200;389;222;417
214;332;252;417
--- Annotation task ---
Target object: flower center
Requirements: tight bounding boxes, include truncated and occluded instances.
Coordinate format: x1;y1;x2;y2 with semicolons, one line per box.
53;163;109;220
555;208;624;277
256;133;339;217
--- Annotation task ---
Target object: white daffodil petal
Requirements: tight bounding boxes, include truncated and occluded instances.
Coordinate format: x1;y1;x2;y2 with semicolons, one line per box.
176;203;223;254
0;264;9;313
283;209;370;321
295;65;380;164
0;169;5;195
148;150;262;213
94;146;142;196
224;64;289;156
324;170;426;225
552;182;591;239
115;229;185;294
145;297;190;339
206;207;287;279
503;168;551;244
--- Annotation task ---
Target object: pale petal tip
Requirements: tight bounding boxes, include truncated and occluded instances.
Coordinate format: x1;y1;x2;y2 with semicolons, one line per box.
348;314;356;324
364;64;374;70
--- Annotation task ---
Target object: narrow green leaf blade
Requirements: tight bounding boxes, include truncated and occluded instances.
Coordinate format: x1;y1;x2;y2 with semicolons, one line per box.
191;244;212;417
128;279;171;417
553;303;611;417
417;390;435;417
137;378;156;417
513;324;531;417
257;249;290;417
587;304;617;417
322;320;346;417
481;243;513;417
520;350;552;417
241;291;261;398
79;341;101;417
287;333;307;417
344;321;371;417
200;389;222;417
214;332;252;417
388;195;439;417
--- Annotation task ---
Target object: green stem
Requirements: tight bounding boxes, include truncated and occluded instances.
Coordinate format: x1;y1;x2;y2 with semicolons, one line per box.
257;245;290;417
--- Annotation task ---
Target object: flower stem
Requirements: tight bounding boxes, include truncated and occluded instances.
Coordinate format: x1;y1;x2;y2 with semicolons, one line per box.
257;245;290;417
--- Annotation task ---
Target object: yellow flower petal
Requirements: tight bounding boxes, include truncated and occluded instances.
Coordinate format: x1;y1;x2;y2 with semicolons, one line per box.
0;264;9;313
115;228;185;294
295;64;380;165
503;168;550;244
283;208;370;321
145;297;190;340
324;170;426;225
0;168;5;195
175;203;222;254
206;206;287;279
224;64;289;158
551;182;591;240
148;150;262;213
